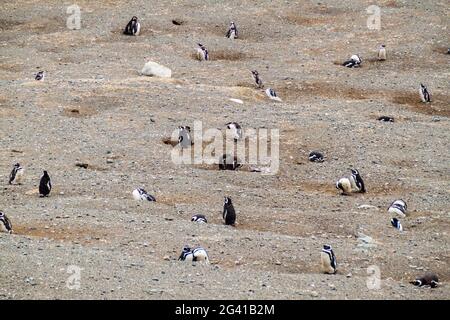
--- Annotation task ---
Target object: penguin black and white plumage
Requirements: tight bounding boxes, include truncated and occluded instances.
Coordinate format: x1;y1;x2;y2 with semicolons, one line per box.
320;244;337;274
390;217;403;231
388;199;407;217
251;70;263;89
410;272;439;288
178;246;194;261
123;16;141;36
218;154;242;171
336;177;352;195
309;151;324;163
132;188;156;201
0;211;13;234
196;43;209;61
9;163;24;185
265;88;282;102
226;21;238;39
178;246;209;263
222;197;236;226
350;169;366;193
342;54;362;68
377;116;394;122
419;83;431;103
191;214;207;223
377;45;386;61
226;122;243;141
178;126;193;148
39;170;52;197
35;71;45;81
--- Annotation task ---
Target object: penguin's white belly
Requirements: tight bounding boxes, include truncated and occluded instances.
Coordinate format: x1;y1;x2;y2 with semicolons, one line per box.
338;178;352;194
134;23;141;35
320;252;335;274
132;189;142;200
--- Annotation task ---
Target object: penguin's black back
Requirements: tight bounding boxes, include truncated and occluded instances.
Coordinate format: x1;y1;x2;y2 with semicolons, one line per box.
39;172;51;196
223;202;236;225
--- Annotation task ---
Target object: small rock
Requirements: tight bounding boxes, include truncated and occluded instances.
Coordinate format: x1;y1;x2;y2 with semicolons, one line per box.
163;256;170;261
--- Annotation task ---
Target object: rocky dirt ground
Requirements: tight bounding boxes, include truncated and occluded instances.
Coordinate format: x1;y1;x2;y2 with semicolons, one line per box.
0;0;449;300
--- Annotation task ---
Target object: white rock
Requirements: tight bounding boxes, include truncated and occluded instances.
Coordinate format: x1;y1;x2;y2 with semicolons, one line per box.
229;98;244;104
141;61;172;78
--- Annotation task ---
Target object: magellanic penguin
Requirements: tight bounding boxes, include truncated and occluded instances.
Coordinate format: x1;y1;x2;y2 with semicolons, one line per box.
196;43;209;61
35;71;45;81
350;169;366;193
309;151;324;163
321;244;337;274
39;170;52;197
410;272;439;288
178;126;193;148
191;214;207;223
377;45;386;61
226;122;243;142
226;21;238;39
223;197;236;226
388;199;407;217
390;217;403;231
342;54;362;68
265;88;282;102
377;116;394;122
219;154;242;171
178;246;210;263
9;163;24;185
251;70;263;89
419;83;431;103
0;211;13;234
123;16;141;36
132;188;156;201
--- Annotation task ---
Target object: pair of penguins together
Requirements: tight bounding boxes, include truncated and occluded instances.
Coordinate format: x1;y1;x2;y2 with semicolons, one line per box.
178;197;236;264
9;164;52;197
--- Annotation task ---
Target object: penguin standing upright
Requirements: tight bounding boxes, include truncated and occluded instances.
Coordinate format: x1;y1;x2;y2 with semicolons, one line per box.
320;245;337;274
178;126;193;148
39;170;52;197
350;169;366;193
222;197;236;226
377;45;386;61
0;211;13;234
419;83;431;103
9;163;24;185
251;70;263;88
123;16;141;36
196;43;209;61
410;272;439;288
226;22;238;39
35;71;45;81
